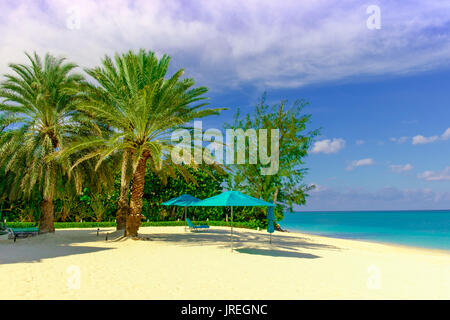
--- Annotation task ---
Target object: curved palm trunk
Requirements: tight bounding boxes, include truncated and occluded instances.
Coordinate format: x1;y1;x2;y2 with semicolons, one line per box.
125;152;150;237
39;164;56;234
116;149;133;230
39;197;55;233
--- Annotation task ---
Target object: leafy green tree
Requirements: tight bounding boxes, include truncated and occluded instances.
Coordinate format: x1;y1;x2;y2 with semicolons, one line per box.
142;166;226;221
225;94;319;222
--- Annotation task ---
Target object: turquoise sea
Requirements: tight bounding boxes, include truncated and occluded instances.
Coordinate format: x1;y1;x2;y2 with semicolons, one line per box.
282;210;450;251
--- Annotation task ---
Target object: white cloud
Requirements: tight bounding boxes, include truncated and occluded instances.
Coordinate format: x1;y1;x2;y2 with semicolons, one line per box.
390;163;413;173
1;1;450;90
412;135;439;145
418;167;450;181
356;140;365;145
441;128;450;140
298;185;450;211
311;138;346;154
390;136;409;144
346;158;374;171
412;128;450;145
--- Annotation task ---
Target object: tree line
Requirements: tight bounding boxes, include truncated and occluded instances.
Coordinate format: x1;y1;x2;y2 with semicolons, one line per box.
0;49;318;237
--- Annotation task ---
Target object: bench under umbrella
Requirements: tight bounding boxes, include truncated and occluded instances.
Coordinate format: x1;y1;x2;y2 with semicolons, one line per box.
192;190;275;251
161;194;201;231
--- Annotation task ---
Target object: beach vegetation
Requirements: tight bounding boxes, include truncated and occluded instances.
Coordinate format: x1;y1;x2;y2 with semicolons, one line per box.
53;49;224;236
224;93;319;221
0;52;316;235
0;53;91;233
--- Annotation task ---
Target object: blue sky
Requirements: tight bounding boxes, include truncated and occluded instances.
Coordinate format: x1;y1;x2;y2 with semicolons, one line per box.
205;69;450;211
1;0;449;210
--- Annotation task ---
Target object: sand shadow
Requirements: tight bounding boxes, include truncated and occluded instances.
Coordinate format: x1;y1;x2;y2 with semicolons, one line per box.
235;247;320;259
0;228;115;265
142;227;340;258
0;227;341;264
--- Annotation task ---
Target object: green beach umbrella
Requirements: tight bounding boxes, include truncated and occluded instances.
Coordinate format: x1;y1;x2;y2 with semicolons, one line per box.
192;191;275;251
162;194;201;231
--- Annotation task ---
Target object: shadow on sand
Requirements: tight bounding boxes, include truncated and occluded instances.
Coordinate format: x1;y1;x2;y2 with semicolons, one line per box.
0;228;116;265
235;248;320;259
0;227;342;264
142;227;341;259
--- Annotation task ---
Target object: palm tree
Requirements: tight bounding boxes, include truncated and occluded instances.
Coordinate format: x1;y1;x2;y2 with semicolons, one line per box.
0;53;86;233
59;50;170;230
60;49;224;236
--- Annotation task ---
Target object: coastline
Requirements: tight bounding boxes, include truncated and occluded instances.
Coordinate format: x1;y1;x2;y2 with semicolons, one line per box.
1;226;449;299
282;228;450;255
282;209;450;252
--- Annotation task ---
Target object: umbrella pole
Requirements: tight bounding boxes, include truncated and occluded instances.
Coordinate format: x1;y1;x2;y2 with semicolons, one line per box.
184;207;187;232
230;206;233;252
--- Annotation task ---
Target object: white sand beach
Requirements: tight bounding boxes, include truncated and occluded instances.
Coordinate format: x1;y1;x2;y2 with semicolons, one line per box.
0;226;449;299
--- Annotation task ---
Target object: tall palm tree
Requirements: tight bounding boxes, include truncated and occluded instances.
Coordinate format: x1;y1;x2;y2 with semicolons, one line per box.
85;50;173;231
59;50;171;230
60;49;224;236
0;53;86;233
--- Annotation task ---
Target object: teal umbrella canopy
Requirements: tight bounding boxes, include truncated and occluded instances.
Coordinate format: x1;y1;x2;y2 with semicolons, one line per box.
161;194;201;206
191;191;275;207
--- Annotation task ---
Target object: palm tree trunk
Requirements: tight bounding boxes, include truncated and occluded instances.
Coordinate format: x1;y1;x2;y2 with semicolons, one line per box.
125;152;150;237
116;149;133;230
39;197;55;233
39;164;56;234
38;136;58;234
